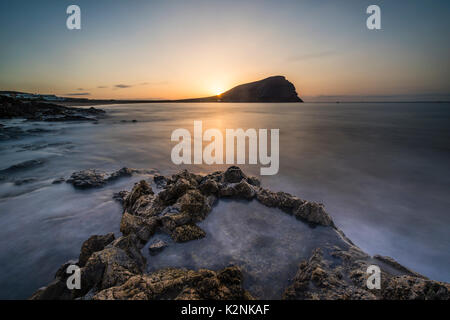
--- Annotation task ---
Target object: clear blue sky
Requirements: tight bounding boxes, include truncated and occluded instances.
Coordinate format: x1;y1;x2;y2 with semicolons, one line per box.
0;0;449;100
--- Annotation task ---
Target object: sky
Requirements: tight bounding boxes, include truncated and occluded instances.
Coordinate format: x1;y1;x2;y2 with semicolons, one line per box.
0;0;449;101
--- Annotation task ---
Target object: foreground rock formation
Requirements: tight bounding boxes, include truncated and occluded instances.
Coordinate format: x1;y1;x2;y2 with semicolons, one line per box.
31;167;449;300
0;95;105;121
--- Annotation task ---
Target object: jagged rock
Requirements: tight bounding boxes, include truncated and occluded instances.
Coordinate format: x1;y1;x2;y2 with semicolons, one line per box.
153;174;167;188
293;201;333;227
113;191;129;204
120;212;159;243
67;168;156;189
80;246;141;295
275;192;303;213
171;224;206;242
255;188;280;207
198;178;219;195
157;178;192;205
382;275;450;300
109;234;147;270
283;247;376;300
93;266;252;300
220;180;256;199
79;233;115;267
176;189;211;222
169;169;202;186
202;171;223;183
161;213;191;233
148;240;168;256
123;180;154;213
283;246;450;300
66;169;108;189
223;166;246;183
107;167;136;181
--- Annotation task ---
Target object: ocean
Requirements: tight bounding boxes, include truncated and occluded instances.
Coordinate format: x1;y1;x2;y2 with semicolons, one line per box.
0;102;449;299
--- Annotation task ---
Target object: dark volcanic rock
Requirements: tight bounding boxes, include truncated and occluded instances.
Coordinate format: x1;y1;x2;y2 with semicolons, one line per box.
92;266;252;300
113;191;130;204
66;169;108;189
219;76;302;102
66;167;157;189
179;76;303;102
223;166;247;183
79;233;115;267
283;246;450;300
0;95;105;121
171;224;206;243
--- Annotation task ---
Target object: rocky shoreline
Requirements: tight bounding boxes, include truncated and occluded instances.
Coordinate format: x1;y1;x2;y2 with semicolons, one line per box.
0;95;105;122
31;166;450;300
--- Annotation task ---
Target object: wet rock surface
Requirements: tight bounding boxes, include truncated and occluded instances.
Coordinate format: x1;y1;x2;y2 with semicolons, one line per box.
283;246;450;300
31;166;450;300
66;167;157;189
93;266;252;300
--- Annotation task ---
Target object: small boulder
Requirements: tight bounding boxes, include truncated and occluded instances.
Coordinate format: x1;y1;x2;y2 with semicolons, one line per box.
171;224;206;242
66;169;107;189
293;201;333;227
223;166;246;183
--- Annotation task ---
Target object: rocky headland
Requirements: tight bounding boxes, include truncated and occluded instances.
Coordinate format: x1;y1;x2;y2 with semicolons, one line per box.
178;76;303;103
30;166;449;300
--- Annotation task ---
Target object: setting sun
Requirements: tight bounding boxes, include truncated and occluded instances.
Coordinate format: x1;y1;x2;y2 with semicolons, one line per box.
211;86;225;96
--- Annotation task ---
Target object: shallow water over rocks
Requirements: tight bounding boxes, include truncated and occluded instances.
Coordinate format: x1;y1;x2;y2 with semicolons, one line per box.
144;199;344;299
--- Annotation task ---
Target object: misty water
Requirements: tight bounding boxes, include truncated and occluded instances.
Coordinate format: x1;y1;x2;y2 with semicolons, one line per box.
0;102;449;299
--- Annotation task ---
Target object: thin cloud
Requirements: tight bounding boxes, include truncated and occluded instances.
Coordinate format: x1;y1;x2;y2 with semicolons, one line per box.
115;84;133;89
97;86;108;89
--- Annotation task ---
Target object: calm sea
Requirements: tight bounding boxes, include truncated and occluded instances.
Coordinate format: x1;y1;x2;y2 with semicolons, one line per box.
0;102;449;298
